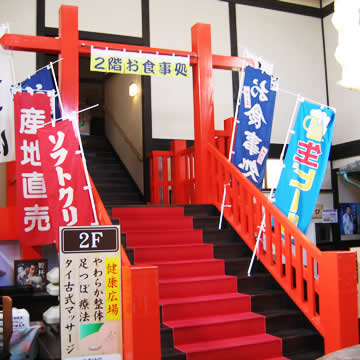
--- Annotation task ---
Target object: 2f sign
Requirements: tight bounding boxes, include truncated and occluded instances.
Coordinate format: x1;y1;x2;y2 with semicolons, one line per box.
79;231;103;249
61;226;119;253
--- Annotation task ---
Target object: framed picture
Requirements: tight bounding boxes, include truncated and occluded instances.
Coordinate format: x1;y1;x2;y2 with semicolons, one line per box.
14;259;48;290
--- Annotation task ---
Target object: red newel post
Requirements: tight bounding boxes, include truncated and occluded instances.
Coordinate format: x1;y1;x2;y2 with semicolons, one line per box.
191;23;215;204
59;5;79;118
320;251;359;353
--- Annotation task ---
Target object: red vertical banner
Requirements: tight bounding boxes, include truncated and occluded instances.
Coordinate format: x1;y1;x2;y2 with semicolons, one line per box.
37;119;95;249
14;92;55;246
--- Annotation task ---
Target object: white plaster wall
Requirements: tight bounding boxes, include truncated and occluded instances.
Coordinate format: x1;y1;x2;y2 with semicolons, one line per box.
104;74;144;192
45;0;142;37
236;5;327;144
150;0;233;139
0;0;36;83
0;0;36;205
323;14;360;145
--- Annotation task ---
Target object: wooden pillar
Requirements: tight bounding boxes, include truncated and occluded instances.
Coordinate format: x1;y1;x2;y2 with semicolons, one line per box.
320;251;359;353
171;140;187;204
59;5;79;118
191;23;215;204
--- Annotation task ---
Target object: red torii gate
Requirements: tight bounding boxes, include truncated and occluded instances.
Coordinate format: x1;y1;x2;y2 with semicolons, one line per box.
0;5;253;360
1;5;252;208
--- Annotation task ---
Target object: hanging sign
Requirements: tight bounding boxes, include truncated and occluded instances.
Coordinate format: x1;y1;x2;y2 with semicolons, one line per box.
231;66;278;188
14;92;55;246
90;47;190;78
37;119;96;249
0;26;15;162
274;100;335;234
59;225;122;360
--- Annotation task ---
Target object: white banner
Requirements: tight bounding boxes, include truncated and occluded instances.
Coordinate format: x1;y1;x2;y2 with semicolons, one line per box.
0;25;15;162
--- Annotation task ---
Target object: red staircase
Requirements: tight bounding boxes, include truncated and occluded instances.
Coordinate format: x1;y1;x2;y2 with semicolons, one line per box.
113;205;288;360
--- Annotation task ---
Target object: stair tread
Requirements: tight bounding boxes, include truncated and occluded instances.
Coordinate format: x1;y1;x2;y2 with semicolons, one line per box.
271;328;319;338
164;311;264;328
131;243;212;250
287;351;323;360
177;333;281;353
160;292;250;306
136;258;223;266
257;308;302;317
159;275;236;284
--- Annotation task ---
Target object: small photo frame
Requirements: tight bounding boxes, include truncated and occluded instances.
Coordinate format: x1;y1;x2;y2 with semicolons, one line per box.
14;259;48;290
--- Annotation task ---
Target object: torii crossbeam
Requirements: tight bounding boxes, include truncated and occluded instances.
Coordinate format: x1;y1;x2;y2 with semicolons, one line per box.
0;5;252;208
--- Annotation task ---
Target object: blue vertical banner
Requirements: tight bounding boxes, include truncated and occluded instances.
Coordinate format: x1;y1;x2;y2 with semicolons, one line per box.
21;67;61;120
274;100;335;234
231;66;277;188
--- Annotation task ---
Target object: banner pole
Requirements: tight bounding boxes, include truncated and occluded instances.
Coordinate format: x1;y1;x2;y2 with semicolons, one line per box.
71;114;99;225
218;61;246;230
247;95;301;276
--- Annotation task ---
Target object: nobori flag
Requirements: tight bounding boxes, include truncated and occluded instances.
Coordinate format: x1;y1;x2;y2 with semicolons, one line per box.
231;66;278;188
273;100;335;234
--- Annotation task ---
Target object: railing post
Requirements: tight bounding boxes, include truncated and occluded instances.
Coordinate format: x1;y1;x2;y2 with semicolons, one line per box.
319;251;359;354
191;23;215;204
122;265;161;360
170;140;187;204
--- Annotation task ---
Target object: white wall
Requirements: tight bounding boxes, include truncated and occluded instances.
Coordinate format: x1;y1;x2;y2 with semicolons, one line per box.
0;0;36;206
323;14;360;145
0;0;36;82
150;0;233;139
105;74;144;192
236;5;327;144
45;0;142;37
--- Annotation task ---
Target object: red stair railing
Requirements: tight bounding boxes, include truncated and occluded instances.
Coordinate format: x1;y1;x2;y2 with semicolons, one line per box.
147;140;359;354
207;143;358;354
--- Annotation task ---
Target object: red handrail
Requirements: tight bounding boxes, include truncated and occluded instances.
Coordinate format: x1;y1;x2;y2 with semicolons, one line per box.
207;143;358;354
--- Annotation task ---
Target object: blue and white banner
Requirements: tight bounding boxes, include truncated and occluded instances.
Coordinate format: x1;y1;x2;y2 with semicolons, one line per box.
231;66;278;188
0;28;15;162
21;67;61;120
274;100;335;234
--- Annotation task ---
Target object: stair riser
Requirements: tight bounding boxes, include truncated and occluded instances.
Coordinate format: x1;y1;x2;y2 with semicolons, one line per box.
125;230;203;247
160;278;238;299
181;340;283;360
120;218;194;231
172;317;266;345
282;334;323;356
202;230;237;243
133;244;214;263
157;260;225;280
265;313;307;333
161;327;174;349
184;205;219;217
162;296;251;321
113;207;185;218
225;259;266;276
193;218;220;229
251;293;296;312
237;276;280;292
214;244;252;259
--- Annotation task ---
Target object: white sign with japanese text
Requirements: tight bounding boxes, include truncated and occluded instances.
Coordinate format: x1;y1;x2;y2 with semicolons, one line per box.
60;226;122;360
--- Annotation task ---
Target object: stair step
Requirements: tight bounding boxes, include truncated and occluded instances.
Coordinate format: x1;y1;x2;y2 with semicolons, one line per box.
250;289;297;312
133;244;214;262
193;216;220;229
143;258;225;279
271;328;323;356
124;229;203;247
159;275;238;299
237;273;280;292
202;228;238;243
258;308;307;332
225;257;267;276
176;334;283;360
165;312;266;345
184;205;219;217
161;292;251;321
113;206;184;218
161;347;186;360
119;217;194;231
213;242;252;259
